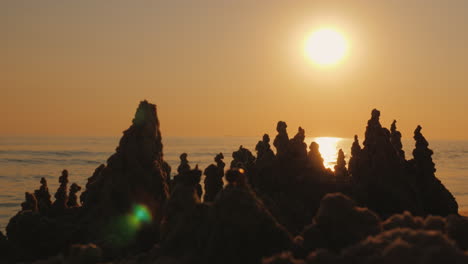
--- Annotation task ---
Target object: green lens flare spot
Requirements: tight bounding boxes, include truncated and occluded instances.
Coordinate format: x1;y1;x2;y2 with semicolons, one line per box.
133;204;152;223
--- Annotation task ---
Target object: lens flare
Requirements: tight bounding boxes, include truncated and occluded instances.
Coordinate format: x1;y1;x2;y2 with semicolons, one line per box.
106;204;153;247
133;204;152;223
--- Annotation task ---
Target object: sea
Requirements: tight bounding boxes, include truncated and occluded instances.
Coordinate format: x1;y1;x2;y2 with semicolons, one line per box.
0;136;467;231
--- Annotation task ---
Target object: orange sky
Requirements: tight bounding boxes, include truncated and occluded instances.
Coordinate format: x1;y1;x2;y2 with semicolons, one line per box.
1;1;468;140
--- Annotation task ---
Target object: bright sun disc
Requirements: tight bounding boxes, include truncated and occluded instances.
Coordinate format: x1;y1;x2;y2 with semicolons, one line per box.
305;28;348;66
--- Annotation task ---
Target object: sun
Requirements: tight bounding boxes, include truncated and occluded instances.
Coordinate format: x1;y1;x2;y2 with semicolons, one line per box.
304;28;348;66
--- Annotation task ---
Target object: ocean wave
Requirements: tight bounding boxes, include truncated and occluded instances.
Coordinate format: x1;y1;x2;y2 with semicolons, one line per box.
32;175;48;179
0;158;43;164
0;150;111;157
453;192;468;196
0;158;102;165
0;203;19;208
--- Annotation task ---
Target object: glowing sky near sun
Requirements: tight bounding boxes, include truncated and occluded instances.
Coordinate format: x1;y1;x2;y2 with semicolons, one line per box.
1;1;468;140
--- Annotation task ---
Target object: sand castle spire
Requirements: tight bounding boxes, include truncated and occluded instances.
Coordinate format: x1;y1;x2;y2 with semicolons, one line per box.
52;170;69;211
34;177;52;213
390;120;405;159
348;135;361;178
79;100;170;241
334;149;349;182
203;153;225;202
255;134;275;169
410;125;458;215
363;108;383;148
290;127;308;161
308;141;325;171
177;153;191;175
20;192;38;212
273;121;290;159
412;125;434;173
67;183;82;208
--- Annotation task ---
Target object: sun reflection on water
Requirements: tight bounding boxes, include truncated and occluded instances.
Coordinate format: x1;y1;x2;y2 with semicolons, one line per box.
306;137;342;170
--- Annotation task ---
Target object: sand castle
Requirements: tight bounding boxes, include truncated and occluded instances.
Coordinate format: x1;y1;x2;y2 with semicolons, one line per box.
1;101;466;263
